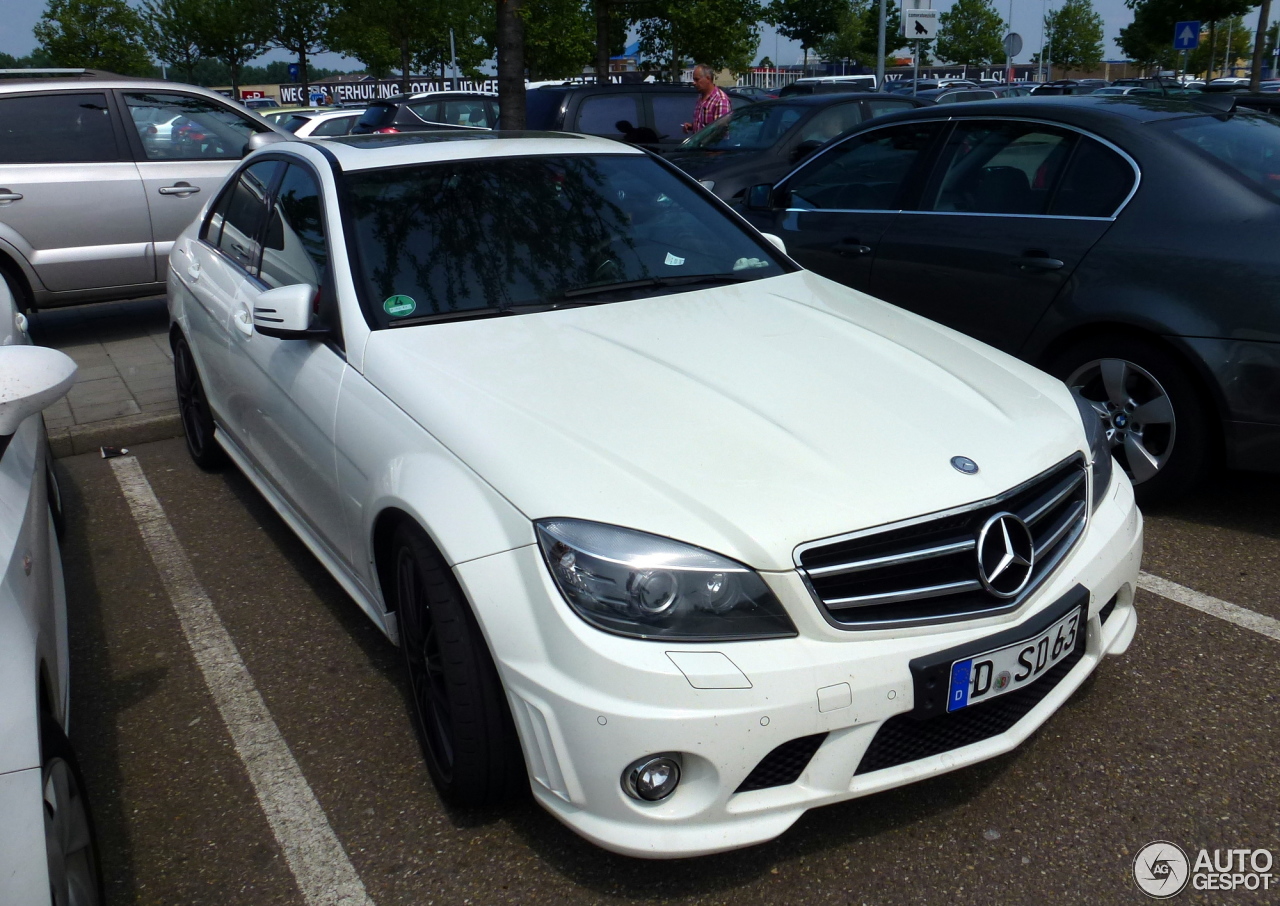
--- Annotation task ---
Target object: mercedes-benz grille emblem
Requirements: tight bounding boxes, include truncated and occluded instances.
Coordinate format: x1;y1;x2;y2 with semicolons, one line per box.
976;512;1035;599
951;456;979;474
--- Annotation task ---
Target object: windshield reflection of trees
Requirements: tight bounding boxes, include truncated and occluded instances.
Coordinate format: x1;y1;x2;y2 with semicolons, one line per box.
349;157;644;319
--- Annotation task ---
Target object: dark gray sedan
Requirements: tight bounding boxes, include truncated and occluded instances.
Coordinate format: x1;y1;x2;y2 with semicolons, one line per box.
742;95;1280;503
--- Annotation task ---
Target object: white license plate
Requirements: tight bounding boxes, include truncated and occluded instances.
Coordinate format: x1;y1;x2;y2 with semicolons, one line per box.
947;607;1082;712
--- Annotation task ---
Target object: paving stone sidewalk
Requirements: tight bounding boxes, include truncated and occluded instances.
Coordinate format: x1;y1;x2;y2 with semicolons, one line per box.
28;297;183;458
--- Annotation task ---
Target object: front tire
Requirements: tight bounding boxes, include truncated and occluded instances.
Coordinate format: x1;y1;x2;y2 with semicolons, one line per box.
172;335;226;470
1047;335;1213;505
391;522;524;807
42;720;104;906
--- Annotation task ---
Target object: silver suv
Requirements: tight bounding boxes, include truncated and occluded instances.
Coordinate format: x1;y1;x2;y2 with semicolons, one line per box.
0;71;286;311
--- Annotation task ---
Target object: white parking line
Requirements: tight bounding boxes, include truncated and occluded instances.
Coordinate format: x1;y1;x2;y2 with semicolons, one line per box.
110;456;375;906
1139;571;1280;643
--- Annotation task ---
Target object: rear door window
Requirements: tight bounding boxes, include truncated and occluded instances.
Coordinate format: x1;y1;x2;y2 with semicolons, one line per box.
441;99;492;128
795;102;864;144
1050;138;1136;217
574;95;639;137
309;114;358;136
122;92;260;160
650;94;697;141
924;120;1075;215
0;93;118;163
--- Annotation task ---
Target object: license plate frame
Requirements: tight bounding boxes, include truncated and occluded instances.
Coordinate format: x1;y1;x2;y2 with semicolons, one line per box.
946;606;1083;712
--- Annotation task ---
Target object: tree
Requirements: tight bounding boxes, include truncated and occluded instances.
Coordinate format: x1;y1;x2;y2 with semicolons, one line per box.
522;0;595;79
274;0;333;100
329;0;491;91
759;54;773;67
142;0;203;82
192;0;273;97
1117;0;1183;71
34;0;152;75
814;0;906;69
936;0;1005;67
634;0;763;80
1043;0;1104;75
769;0;843;74
497;0;526;127
1191;13;1251;75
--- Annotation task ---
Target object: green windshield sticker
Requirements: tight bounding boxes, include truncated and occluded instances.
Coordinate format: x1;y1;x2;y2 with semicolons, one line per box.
383;295;417;317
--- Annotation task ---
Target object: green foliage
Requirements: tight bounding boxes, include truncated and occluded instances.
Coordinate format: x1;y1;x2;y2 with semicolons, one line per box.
274;0;334;87
936;0;1005;66
1118;0;1253;72
142;0;203;82
814;0;906;67
634;0;764;76
0;49;56;68
191;0;273;91
1044;0;1104;73
768;0;843;53
1189;14;1251;75
327;0;492;86
522;0;595;79
33;0;153;75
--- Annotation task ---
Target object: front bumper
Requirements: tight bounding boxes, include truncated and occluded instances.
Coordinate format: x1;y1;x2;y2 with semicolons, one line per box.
455;473;1142;858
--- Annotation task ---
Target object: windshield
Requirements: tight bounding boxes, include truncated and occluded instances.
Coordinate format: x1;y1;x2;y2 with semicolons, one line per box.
683;104;808;150
1156;112;1280;199
345;154;788;327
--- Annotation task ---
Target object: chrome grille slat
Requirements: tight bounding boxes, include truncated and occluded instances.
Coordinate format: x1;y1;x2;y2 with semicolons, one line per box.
1022;471;1085;525
825;580;983;610
1034;499;1086;557
798;455;1088;629
806;539;976;578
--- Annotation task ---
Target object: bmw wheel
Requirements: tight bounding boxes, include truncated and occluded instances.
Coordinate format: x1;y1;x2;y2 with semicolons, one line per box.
1048;335;1212;505
172;335;226;470
391;522;524;807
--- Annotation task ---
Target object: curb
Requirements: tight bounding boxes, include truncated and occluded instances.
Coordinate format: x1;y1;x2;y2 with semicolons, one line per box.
46;411;184;459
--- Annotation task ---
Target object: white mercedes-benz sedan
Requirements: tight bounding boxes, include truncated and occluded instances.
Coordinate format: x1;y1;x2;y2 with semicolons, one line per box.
166;131;1141;859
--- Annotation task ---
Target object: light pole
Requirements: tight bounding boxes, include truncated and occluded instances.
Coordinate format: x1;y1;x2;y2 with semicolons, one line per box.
1038;0;1047;81
1006;0;1015;82
877;0;887;90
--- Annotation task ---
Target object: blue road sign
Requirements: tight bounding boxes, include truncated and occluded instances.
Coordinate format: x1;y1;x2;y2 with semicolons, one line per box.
1174;21;1201;50
288;63;300;82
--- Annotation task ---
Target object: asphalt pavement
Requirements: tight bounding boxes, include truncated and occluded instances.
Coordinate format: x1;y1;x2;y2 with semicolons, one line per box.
55;437;1280;906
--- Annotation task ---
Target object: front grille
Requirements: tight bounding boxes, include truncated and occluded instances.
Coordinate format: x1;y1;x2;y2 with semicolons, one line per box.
735;733;827;793
854;633;1086;775
797;455;1087;628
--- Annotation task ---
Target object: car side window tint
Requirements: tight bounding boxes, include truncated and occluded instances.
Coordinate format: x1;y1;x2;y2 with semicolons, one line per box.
1051;138;1135;217
926;121;1075;215
123;92;260;161
575;95;639;137
441;99;492;128
651;94;696;140
408;101;441;123
213;161;279;273
798;103;864;145
262;164;341;340
310;115;356;136
788;122;941;211
864;99;913;120
0;93;117;163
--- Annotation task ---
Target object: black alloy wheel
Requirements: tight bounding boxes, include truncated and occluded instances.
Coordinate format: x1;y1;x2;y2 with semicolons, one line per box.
1048;334;1213;505
172;335;226;470
42;720;104;906
392;522;524;807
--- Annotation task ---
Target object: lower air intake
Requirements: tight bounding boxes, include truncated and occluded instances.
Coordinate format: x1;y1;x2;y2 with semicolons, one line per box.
735;733;828;793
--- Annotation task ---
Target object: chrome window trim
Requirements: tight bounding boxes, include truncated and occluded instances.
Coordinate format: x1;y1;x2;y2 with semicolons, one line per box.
777;114;1142;222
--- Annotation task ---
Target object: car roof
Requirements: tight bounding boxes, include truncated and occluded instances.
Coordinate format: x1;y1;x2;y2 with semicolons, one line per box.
305;130;644;170
377;90;498;104
850;94;1237;127
0;73;235;100
528;83;697;94
742;93;917;108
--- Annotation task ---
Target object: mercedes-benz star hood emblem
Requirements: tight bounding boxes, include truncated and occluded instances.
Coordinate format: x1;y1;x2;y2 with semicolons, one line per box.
976;512;1035;598
951;456;979;474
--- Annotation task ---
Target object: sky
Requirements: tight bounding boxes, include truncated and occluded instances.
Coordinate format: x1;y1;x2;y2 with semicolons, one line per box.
0;0;1266;71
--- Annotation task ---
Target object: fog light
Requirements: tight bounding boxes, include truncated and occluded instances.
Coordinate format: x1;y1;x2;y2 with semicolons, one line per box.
622;754;681;802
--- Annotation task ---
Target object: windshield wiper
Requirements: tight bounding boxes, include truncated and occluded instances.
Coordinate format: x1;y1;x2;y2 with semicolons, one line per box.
562;273;759;299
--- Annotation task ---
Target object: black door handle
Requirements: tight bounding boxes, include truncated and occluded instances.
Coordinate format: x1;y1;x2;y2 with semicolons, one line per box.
838;238;872;257
1011;255;1064;271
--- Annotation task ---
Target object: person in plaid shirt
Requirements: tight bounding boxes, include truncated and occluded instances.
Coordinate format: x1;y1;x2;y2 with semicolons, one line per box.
682;64;732;134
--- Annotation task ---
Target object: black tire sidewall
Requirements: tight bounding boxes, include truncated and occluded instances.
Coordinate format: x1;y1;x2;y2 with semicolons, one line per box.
1047;335;1213;505
173;336;226;471
41;718;105;906
391;522;524;807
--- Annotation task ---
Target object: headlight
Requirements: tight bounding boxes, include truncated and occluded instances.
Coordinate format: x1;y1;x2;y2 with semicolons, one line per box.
1072;390;1114;509
535;519;797;641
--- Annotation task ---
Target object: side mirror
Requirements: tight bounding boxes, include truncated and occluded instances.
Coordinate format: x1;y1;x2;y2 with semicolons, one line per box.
791;139;823;161
0;345;77;444
746;183;776;211
252;284;326;340
760;233;787;255
243;131;288;156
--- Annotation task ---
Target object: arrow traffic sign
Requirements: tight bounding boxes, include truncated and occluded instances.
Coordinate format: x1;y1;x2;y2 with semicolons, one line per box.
1174;21;1200;50
904;8;939;40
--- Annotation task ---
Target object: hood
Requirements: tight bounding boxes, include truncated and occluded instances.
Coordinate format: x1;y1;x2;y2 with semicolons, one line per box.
362;272;1084;570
